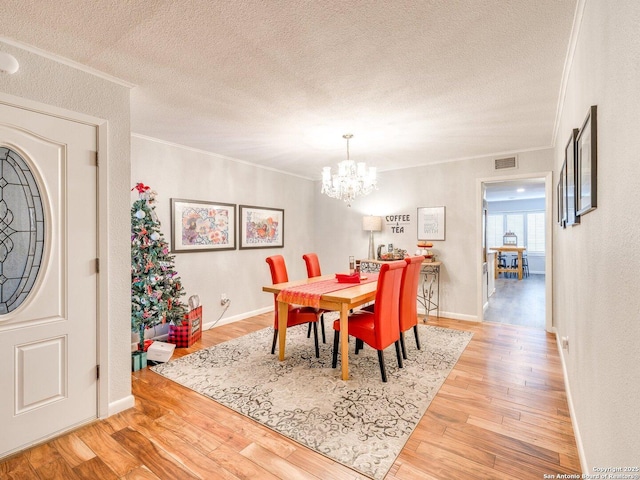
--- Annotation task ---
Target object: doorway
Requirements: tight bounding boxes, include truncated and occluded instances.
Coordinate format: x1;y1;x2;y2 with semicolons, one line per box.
478;172;553;331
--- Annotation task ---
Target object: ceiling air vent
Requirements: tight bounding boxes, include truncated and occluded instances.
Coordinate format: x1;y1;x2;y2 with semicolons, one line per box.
494;156;517;170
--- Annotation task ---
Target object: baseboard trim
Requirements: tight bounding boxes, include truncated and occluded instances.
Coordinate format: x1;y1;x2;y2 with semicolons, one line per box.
108;394;135;417
440;311;479;322
204;306;272;330
417;307;479;322
554;331;588;473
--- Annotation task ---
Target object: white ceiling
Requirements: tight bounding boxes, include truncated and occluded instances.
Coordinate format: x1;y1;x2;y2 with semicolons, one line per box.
485;178;546;202
1;0;576;180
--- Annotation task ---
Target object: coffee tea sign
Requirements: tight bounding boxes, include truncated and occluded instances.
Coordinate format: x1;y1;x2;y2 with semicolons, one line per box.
385;214;411;234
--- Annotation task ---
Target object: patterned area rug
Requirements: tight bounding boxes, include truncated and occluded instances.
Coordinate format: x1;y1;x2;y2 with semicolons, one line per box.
151;319;473;479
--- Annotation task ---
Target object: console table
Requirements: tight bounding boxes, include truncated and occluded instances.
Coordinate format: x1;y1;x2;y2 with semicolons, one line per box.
419;261;441;319
359;259;442;320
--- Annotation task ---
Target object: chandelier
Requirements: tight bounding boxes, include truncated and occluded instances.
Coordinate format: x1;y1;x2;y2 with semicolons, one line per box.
321;134;377;207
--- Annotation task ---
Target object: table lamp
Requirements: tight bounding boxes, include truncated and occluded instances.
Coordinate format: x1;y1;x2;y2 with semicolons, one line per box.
362;215;382;260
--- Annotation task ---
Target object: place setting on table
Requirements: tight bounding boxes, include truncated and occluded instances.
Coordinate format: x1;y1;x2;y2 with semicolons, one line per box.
274;267;378;310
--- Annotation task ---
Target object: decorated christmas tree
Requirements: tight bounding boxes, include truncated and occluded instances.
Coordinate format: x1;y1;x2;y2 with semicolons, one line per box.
131;183;187;351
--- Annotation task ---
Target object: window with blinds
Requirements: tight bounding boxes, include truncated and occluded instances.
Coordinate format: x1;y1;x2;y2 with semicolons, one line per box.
527;212;545;252
487;211;545;252
486;214;504;249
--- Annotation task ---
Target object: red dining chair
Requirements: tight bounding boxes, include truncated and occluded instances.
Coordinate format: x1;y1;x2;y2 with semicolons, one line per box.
398;255;425;359
331;260;406;382
357;255;425;360
266;255;322;358
302;253;327;343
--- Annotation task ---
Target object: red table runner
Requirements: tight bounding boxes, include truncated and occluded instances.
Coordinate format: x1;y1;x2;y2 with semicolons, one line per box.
276;273;378;309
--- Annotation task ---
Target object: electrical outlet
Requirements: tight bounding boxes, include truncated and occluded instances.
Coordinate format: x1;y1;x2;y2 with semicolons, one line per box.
220;293;229;306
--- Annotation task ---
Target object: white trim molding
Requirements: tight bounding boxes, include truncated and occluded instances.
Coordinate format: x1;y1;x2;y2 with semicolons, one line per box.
554;330;587;472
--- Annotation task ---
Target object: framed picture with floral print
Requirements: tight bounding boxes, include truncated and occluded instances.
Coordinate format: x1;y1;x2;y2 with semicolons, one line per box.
239;205;284;249
170;199;236;252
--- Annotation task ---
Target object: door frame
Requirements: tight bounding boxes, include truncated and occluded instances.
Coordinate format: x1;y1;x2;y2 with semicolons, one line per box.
0;91;110;418
475;171;553;332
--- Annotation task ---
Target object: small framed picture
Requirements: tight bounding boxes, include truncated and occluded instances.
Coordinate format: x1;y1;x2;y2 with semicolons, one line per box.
557;163;566;228
565;128;580;226
561;161;568;226
239;205;284;249
417;206;446;241
170;199;236;252
576;105;597;216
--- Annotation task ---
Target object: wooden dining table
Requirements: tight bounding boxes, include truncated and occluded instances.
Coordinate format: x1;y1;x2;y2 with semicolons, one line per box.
489;245;527;280
262;274;378;380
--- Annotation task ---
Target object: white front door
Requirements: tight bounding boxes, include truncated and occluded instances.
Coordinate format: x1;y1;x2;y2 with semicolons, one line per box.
0;102;98;457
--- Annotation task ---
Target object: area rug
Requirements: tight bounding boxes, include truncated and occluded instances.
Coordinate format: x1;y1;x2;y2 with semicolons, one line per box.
151;319;473;479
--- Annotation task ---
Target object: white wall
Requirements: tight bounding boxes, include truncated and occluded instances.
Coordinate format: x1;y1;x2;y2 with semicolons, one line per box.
553;0;640;470
132;138;553;324
131;135;316;324
314;149;553;321
0;42;132;411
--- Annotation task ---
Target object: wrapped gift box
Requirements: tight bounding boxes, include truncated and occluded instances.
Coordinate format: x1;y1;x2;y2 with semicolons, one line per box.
131;351;147;371
147;341;176;362
168;306;202;347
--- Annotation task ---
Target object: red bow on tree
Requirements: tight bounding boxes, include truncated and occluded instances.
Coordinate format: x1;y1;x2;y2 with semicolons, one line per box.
132;183;150;193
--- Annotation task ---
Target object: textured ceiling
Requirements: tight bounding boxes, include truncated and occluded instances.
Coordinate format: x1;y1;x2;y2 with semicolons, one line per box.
485;178;546;202
1;0;576;179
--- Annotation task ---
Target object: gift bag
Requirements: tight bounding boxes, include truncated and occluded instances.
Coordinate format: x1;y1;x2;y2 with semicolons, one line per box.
168;306;202;347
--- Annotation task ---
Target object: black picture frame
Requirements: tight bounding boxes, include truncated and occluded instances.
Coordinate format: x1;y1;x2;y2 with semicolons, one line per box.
565;128;580;226
576;105;597;216
238;205;285;249
557;162;566;228
170;198;236;252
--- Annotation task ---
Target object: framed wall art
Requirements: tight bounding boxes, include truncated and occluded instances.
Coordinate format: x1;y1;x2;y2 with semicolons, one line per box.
239;205;284;249
558;162;567;228
417;206;446;241
170;198;236;252
556;179;562;226
557;162;566;228
576;105;597;216
565;128;580;226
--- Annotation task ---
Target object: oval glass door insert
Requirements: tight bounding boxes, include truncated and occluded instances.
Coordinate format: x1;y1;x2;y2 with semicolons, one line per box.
0;147;45;314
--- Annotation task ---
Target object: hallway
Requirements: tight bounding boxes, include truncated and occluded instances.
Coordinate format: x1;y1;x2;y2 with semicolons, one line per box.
484;274;545;329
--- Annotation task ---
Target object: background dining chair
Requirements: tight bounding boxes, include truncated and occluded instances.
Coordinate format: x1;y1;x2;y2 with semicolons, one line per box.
331;260;405;382
266;255;321;358
398;255;425;359
302;253;326;343
510;254;530;278
497;253;507;277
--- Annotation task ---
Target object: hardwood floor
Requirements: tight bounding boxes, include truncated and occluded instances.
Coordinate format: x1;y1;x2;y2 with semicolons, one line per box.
0;314;581;479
